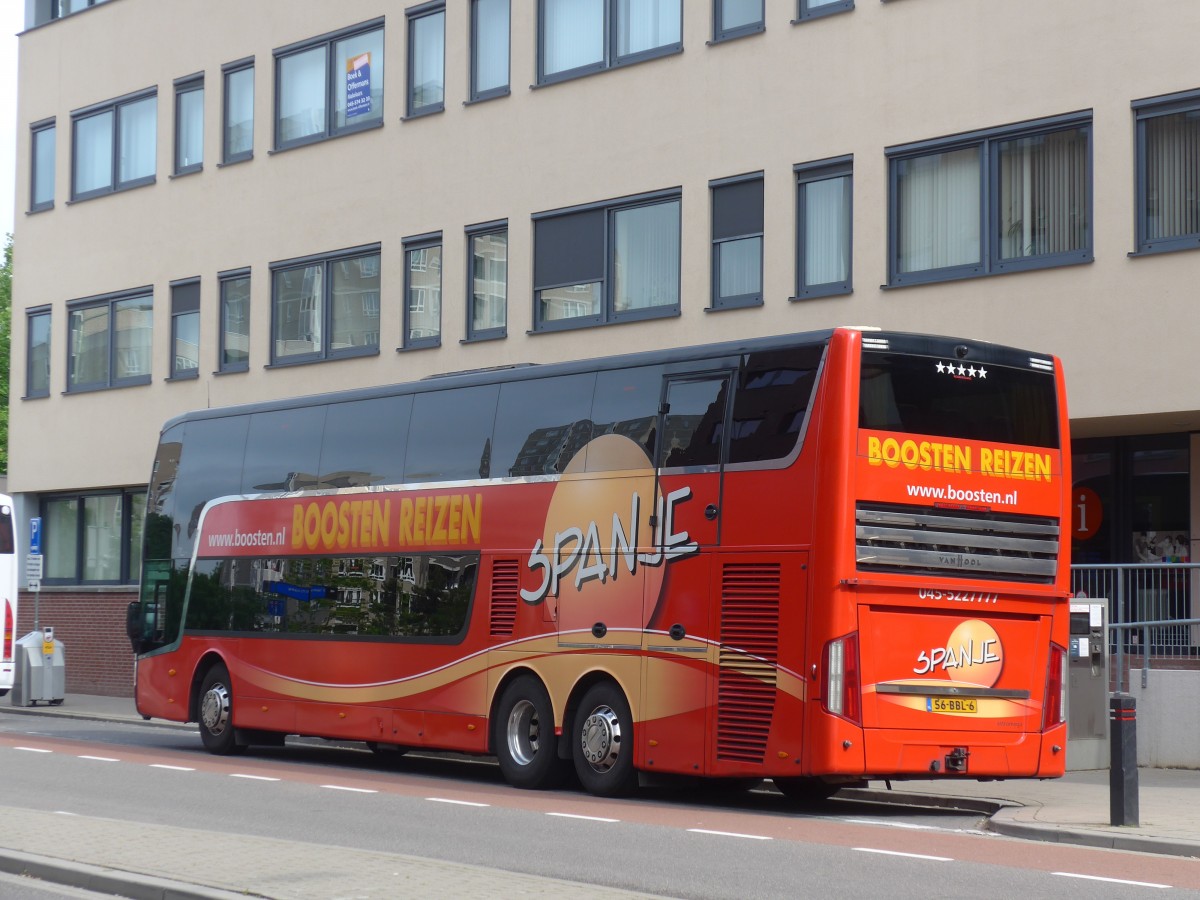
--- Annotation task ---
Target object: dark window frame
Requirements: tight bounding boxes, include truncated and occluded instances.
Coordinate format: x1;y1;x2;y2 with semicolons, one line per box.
793;0;854;23
465;220;508;342
402;231;444;351
469;0;511;102
218;268;251;374
66;286;154;393
536;0;683;86
532;188;683;333
40;488;146;586
221;58;255;165
25;305;52;400
406;1;446;118
173;73;204;176
1132;87;1200;256
269;244;382;367
794;156;853;300
709;172;764;310
169;278;201;381
69;87;158;202
29;118;56;212
272;18;386;152
712;0;764;42
886;111;1094;288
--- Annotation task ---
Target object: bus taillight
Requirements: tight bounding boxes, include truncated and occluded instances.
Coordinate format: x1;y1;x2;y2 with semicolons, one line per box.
2;600;12;663
1043;643;1067;729
823;633;861;725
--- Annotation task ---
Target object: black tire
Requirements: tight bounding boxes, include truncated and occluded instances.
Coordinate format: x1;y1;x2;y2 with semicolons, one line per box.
198;663;244;756
366;741;410;759
572;682;637;797
493;675;563;790
772;776;840;804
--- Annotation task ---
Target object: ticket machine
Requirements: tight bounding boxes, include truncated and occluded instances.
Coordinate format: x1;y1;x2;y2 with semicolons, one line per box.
1066;600;1108;770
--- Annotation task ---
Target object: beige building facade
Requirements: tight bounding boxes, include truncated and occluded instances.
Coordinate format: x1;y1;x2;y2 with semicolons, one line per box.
11;0;1200;694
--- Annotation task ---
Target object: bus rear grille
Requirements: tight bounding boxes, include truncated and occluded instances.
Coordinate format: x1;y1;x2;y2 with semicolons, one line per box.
717;563;780;763
856;503;1060;584
489;558;519;636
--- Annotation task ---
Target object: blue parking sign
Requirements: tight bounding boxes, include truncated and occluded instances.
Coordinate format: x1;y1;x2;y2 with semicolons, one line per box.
30;517;42;555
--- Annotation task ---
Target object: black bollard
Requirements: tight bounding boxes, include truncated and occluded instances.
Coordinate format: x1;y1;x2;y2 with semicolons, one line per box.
1109;694;1139;827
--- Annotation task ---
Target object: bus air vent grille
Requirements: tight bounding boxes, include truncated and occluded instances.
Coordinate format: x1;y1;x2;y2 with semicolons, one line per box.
717;562;781;763
855;502;1060;584
489;558;520;636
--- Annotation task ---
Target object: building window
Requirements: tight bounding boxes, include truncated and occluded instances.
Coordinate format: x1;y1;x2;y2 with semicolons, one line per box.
534;190;681;331
471;0;510;101
274;19;384;150
467;222;507;340
219;269;251;372
714;0;764;41
887;113;1092;286
796;157;852;298
30;120;55;211
222;60;254;163
407;3;445;117
1134;88;1200;255
539;0;681;85
67;288;153;392
710;173;763;309
271;246;381;365
796;0;853;21
174;75;204;175
27;0;113;28
71;89;157;200
42;489;145;585
170;279;200;379
404;233;443;349
26;307;51;399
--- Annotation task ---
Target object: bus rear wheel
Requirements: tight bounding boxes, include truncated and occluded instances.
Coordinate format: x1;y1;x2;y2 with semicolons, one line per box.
198;663;244;756
493;676;563;790
572;682;637;797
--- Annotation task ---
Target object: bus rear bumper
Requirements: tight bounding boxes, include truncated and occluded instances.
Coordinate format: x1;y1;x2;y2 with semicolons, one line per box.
861;725;1066;780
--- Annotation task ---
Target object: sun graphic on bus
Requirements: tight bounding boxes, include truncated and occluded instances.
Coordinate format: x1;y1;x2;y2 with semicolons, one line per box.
913;619;1004;688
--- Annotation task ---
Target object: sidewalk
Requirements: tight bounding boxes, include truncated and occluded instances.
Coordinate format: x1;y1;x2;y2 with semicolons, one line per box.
2;695;1198;899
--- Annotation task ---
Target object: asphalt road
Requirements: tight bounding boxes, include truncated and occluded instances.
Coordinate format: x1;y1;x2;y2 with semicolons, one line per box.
2;715;1196;899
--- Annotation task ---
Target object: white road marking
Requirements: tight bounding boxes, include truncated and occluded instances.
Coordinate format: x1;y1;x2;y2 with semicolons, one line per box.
78;755;119;762
14;746;52;753
854;847;952;861
426;797;489;807
321;785;378;794
150;764;195;771
687;829;772;841
230;773;280;781
845;818;939;830
547;812;619;823
1052;872;1170;889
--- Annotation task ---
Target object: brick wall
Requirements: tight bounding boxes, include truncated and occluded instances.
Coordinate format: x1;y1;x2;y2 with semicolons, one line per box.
16;590;136;698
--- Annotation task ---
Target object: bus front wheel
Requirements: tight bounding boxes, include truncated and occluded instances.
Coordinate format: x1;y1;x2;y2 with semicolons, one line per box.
198;663;244;756
572;682;637;797
493;676;562;790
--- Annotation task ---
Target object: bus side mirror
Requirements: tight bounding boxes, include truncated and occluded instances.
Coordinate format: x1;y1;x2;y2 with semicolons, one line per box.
125;601;145;654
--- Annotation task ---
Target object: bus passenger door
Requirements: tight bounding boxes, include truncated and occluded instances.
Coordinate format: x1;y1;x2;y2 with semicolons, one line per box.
638;374;731;774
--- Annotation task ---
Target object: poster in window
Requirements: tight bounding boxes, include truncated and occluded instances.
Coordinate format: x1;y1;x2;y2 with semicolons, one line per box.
345;53;372;118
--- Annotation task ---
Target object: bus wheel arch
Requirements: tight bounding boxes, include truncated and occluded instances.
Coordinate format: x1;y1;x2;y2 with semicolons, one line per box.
193;655;245;756
490;671;565;790
570;677;637;797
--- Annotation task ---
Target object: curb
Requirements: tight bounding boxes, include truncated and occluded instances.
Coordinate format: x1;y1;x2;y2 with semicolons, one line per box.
986;808;1200;859
0;848;257;900
2;704;194;731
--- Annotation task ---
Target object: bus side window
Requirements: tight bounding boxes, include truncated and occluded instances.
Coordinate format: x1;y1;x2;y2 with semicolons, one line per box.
588;366;664;470
729;345;823;464
491;374;596;477
405;385;501;483
242;406;327;494
320;395;413;489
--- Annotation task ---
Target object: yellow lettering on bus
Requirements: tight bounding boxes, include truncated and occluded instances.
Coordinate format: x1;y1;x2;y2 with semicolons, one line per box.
448;495;461;542
374;500;390;547
414;497;426;543
462;494;482;545
399;498;414;544
292;504;305;549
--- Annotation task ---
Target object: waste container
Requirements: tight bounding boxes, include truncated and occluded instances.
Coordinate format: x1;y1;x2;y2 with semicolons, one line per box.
11;627;65;707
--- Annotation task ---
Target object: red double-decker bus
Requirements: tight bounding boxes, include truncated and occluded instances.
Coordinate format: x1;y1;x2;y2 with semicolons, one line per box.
127;327;1070;799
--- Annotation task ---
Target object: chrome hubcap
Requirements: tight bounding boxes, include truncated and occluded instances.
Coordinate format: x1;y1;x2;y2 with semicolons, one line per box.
580;705;622;773
505;698;541;766
200;682;231;736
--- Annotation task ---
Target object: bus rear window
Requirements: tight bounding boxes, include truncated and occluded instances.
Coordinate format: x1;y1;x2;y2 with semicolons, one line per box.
0;506;12;554
859;352;1059;449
